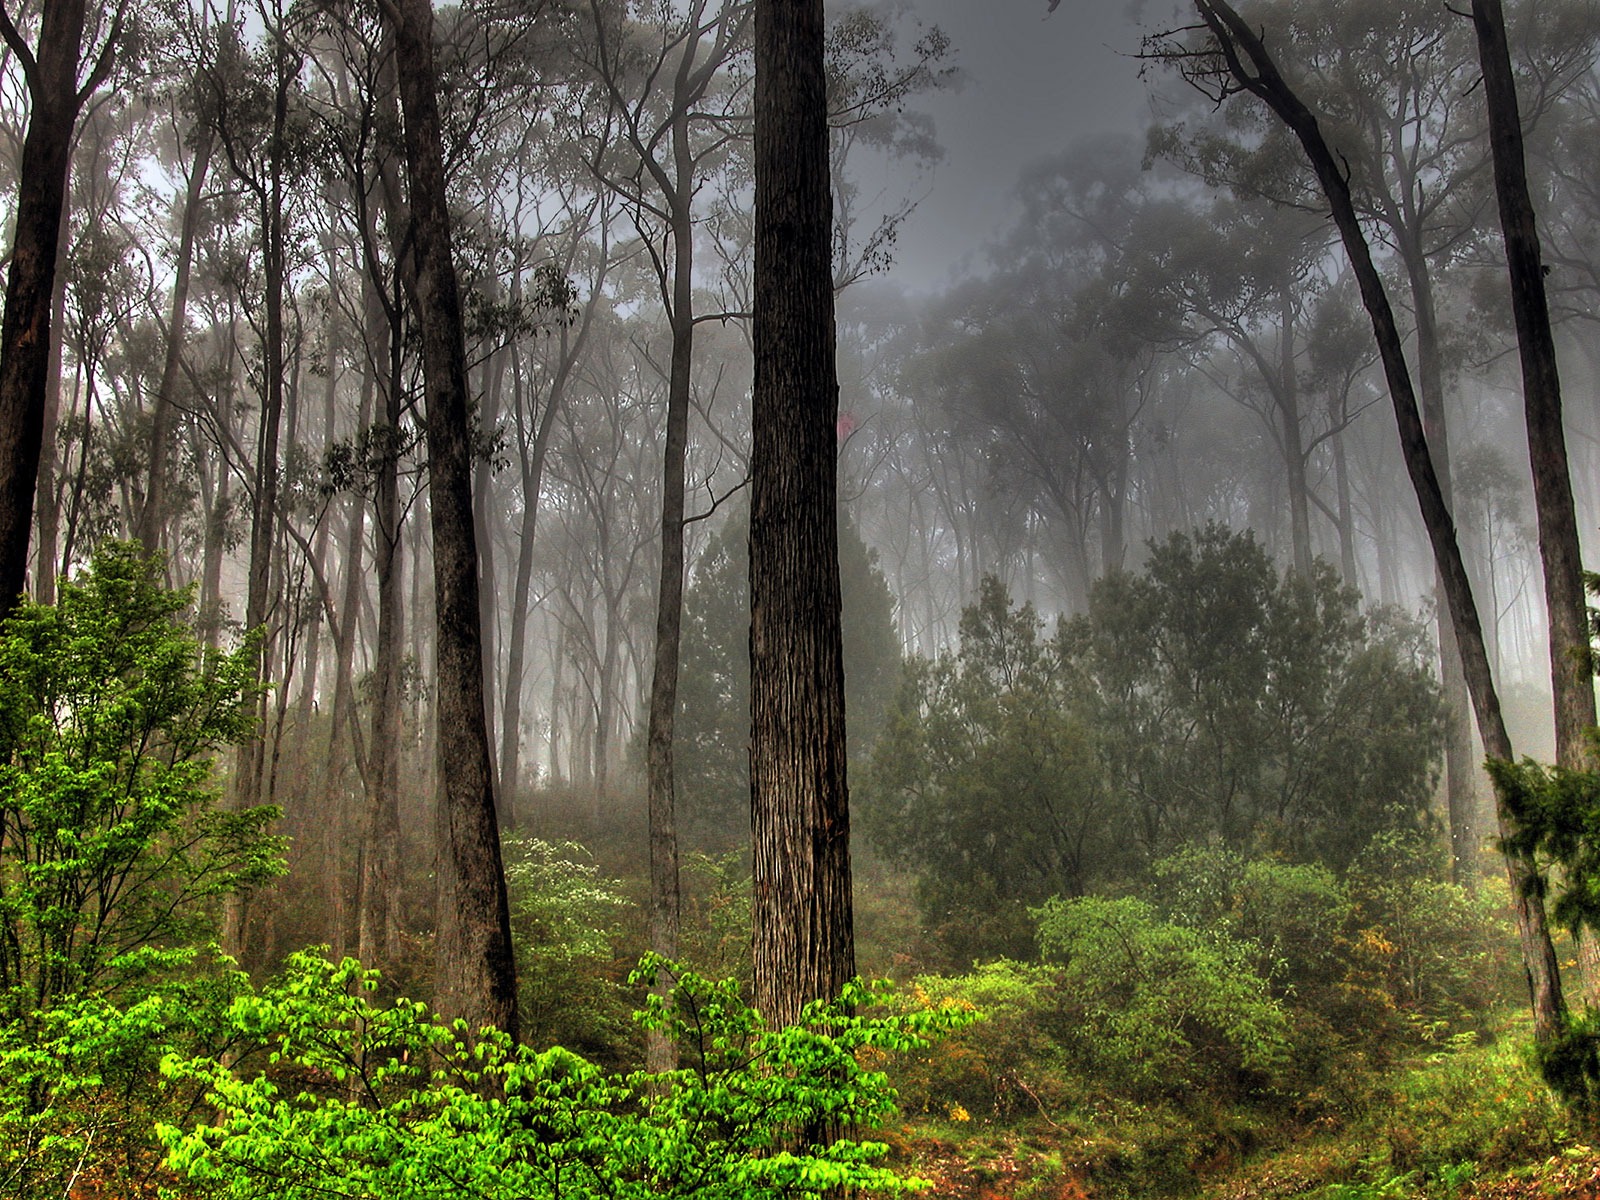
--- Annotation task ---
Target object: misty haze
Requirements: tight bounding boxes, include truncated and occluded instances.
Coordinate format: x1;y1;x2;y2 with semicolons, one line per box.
3;1;1600;1198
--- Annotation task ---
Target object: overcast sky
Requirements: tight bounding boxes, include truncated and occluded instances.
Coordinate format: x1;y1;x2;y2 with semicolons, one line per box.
877;1;1159;293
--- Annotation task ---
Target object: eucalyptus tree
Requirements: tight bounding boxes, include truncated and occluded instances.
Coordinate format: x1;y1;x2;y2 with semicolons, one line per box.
191;1;317;827
1469;0;1595;782
139;2;228;557
750;0;855;1030
379;0;519;1037
0;0;127;616
572;0;751;1053
1144;0;1569;1040
1146;0;1600;890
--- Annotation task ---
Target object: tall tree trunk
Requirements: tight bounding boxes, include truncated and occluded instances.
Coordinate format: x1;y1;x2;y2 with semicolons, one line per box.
385;0;518;1039
32;196;68;605
0;1;112;615
1472;0;1600;994
223;29;292;959
1330;425;1357;588
644;171;694;1069
140;125;214;553
359;269;403;973
322;344;373;965
1472;0;1596;762
1188;0;1566;1038
198;322;240;647
502;347;565;823
474;335;505;805
1277;286;1313;578
1394;226;1480;890
750;0;856;1030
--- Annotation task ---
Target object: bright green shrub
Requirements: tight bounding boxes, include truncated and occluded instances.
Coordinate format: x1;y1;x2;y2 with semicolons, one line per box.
1033;895;1289;1100
0;969;248;1198
0;544;282;1198
161;952;977;1200
0;543;282;1019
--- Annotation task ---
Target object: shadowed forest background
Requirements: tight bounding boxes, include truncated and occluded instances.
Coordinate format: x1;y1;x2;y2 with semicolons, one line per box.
11;0;1600;1197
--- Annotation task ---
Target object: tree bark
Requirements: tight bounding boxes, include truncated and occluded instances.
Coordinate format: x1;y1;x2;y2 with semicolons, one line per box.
1471;0;1600;997
383;0;518;1039
358;262;404;973
750;0;856;1031
1188;0;1566;1039
1471;0;1596;766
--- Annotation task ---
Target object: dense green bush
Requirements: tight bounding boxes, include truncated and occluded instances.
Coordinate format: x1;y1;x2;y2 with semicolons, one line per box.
161;952;976;1200
1034;894;1290;1101
888;961;1064;1122
0;970;247;1198
861;528;1448;966
0;543;282;1021
859;577;1126;964
0;545;282;1198
1065;527;1446;868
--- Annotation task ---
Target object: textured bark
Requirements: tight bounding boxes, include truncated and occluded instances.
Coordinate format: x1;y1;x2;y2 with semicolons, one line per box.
1471;0;1600;999
385;0;518;1038
750;0;855;1031
0;1;109;615
1471;0;1596;768
642;71;705;1071
1189;0;1566;1038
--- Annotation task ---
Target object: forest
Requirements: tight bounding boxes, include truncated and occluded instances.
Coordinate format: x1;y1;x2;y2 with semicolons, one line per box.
8;0;1600;1197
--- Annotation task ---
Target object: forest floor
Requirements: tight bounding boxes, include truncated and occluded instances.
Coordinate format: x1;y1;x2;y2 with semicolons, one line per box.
886;1014;1599;1200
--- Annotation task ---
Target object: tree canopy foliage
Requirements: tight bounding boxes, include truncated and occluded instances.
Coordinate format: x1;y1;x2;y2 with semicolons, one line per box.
862;526;1446;961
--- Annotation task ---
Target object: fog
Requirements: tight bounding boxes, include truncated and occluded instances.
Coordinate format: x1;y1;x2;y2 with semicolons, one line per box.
885;0;1151;291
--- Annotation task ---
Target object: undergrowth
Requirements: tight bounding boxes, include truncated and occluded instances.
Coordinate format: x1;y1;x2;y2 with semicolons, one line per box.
887;1014;1581;1200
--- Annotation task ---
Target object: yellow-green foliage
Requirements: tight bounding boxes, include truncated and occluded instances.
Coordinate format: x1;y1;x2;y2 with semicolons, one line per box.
160;953;979;1200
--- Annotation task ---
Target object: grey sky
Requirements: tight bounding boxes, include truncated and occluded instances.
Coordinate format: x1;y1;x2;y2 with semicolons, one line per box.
882;1;1157;293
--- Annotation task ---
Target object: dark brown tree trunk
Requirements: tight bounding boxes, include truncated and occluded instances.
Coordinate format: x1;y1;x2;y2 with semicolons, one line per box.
1188;0;1566;1039
384;0;518;1039
226;31;293;964
1471;0;1600;996
1472;0;1596;765
644;213;692;1072
0;1;109;615
750;0;856;1031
